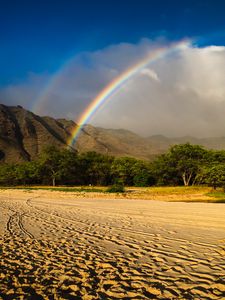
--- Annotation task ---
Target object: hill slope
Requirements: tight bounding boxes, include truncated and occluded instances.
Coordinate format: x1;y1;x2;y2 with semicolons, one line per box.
0;104;75;162
146;134;225;152
1;104;225;163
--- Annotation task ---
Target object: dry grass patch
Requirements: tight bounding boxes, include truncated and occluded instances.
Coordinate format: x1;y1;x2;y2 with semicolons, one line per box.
0;185;225;202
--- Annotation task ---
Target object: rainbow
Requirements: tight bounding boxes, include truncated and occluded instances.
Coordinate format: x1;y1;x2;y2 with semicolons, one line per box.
68;39;191;147
33;60;73;116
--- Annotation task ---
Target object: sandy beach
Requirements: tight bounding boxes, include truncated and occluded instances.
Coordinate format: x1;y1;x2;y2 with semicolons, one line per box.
0;189;225;299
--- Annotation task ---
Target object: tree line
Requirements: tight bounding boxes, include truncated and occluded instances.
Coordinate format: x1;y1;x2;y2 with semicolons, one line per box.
1;143;225;189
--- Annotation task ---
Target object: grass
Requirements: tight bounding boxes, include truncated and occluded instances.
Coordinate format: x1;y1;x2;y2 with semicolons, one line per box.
206;190;225;203
1;185;225;202
0;186;105;193
129;186;211;194
127;186;225;203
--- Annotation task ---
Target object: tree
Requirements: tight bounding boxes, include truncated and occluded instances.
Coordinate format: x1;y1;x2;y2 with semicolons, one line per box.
57;148;79;185
168;143;207;186
15;161;41;185
150;153;180;186
131;160;154;187
169;143;207;186
78;152;114;185
0;150;5;161
204;149;225;165
111;157;138;185
151;143;207;186
0;164;17;185
198;164;225;189
38;146;77;186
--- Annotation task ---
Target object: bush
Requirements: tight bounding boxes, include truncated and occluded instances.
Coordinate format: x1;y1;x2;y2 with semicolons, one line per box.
106;183;125;193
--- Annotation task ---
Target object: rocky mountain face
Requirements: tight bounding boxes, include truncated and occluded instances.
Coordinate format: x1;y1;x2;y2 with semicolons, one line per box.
1;104;225;163
0;104;74;162
78;125;161;160
0;104;162;163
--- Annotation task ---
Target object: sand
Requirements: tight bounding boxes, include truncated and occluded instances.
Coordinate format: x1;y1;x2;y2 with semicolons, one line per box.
0;189;225;299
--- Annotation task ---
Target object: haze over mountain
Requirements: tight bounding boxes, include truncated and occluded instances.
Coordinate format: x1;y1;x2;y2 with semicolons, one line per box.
1;1;225;153
1;104;225;163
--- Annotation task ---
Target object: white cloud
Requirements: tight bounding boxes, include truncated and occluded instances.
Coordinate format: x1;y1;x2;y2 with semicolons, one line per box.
140;68;160;82
1;38;225;137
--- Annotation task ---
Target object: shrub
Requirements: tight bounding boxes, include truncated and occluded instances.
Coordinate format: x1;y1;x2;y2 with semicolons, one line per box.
106;183;125;193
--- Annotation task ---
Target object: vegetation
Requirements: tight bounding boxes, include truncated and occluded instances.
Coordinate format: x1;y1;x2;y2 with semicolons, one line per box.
1;143;225;191
106;184;125;193
206;191;225;203
0;186;104;193
151;143;207;186
106;179;125;193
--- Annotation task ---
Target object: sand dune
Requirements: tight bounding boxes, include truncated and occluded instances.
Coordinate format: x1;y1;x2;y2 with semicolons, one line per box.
0;189;225;299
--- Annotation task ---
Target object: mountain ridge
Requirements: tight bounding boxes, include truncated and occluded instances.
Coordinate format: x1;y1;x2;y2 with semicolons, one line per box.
1;104;225;163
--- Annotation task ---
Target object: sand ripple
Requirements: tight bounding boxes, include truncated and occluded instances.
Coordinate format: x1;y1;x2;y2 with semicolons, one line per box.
0;190;225;299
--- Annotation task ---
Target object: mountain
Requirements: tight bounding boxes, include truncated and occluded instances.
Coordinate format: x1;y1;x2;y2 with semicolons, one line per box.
146;135;225;152
1;104;225;163
0;104;74;162
78;125;160;160
0;104;159;163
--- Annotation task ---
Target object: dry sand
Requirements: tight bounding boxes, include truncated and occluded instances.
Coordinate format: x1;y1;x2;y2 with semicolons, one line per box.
0;189;225;299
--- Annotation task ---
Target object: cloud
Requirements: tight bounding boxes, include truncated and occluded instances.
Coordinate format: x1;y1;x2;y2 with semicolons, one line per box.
1;39;225;138
0;73;49;110
140;68;160;82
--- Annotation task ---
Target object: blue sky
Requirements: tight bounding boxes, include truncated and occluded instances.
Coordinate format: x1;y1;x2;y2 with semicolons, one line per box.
1;0;225;137
1;0;225;85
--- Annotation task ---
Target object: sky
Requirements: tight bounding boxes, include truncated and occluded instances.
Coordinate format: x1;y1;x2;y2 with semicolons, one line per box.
1;0;225;137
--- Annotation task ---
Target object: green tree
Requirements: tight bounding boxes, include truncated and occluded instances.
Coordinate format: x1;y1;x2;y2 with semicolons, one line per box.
198;164;225;189
131;160;154;187
0;164;17;185
204;149;225;165
150;154;181;186
15;161;41;185
57;148;79;185
151;143;207;186
78;152;113;185
111;157;139;185
38;146;77;186
169;143;207;186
